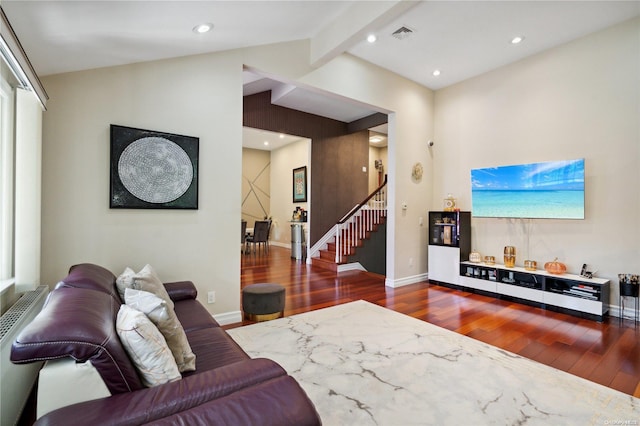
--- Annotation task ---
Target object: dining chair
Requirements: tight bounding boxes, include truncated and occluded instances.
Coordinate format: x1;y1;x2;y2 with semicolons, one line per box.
241;220;247;253
245;220;270;255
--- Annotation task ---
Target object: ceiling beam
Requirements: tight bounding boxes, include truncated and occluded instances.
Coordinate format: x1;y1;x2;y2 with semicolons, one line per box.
309;0;418;69
348;113;388;134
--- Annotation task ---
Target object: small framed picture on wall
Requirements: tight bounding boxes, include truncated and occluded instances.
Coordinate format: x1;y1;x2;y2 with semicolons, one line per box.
293;166;307;203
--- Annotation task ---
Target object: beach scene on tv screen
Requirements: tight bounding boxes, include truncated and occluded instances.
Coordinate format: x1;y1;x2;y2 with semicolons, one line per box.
471;159;585;219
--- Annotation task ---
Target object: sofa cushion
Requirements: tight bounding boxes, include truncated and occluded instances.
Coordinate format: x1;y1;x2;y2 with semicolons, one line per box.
116;304;181;387
173;298;220;332
124;288;196;372
11;287;144;394
183;327;249;375
116;265;174;310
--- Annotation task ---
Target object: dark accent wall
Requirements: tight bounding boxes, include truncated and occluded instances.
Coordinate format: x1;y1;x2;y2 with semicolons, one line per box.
243;91;372;245
347;222;387;275
310;131;369;243
243;91;347;138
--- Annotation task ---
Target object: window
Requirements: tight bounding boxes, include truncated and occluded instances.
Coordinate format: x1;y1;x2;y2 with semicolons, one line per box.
0;65;16;290
1;9;46;296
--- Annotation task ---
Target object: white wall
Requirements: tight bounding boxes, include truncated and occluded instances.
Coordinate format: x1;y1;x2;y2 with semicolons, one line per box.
41;51;245;317
433;18;640;306
40;40;434;318
270;138;310;246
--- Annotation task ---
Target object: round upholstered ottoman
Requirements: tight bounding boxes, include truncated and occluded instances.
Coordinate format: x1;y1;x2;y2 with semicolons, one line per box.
242;283;286;321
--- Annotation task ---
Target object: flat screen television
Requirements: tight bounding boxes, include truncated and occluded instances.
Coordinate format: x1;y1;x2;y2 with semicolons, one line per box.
471;159;585;219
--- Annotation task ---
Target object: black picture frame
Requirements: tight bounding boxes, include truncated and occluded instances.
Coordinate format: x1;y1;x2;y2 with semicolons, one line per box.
110;124;199;209
292;166;307;203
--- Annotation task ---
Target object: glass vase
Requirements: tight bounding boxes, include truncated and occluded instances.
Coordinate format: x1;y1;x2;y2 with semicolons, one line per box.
504;246;516;268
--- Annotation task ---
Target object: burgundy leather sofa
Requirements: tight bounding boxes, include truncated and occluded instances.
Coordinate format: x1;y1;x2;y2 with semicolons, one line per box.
11;263;321;425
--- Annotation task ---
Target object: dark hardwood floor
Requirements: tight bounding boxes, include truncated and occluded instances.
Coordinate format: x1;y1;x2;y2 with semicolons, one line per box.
237;246;640;398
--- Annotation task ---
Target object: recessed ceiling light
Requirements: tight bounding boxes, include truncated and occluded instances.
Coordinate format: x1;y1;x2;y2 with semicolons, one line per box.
193;23;214;34
367;34;377;43
432;69;441;77
279;134;285;139
263;141;269;146
511;36;525;44
369;136;383;143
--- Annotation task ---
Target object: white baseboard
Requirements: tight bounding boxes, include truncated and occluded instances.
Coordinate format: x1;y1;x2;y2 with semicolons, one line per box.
385;273;429;288
269;241;291;249
608;303;639;320
214;310;242;326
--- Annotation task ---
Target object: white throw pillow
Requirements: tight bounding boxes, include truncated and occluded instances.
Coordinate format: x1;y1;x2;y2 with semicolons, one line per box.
116;264;174;310
116;304;181;387
124;288;196;372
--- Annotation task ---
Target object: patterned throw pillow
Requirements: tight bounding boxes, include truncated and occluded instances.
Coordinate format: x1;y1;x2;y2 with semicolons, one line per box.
116;264;174;310
124;288;196;372
116;304;181;387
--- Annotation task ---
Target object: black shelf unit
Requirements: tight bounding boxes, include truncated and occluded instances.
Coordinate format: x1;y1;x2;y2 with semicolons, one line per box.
428;211;471;258
428;211;471;285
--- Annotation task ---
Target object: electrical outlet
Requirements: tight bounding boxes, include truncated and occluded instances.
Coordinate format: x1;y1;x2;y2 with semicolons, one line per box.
409;257;414;267
207;291;215;304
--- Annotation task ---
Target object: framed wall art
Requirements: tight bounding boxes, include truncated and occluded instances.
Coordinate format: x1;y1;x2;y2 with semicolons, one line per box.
110;124;199;209
292;166;307;203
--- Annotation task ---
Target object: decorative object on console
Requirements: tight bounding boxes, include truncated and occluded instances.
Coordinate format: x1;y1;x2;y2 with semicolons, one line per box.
544;258;567;275
443;193;456;211
484;256;495;265
503;246;516;268
110;125;199;209
469;250;482;263
580;264;596;279
524;260;537;271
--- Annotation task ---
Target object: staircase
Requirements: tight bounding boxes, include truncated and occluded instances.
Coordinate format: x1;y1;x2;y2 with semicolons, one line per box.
311;178;387;272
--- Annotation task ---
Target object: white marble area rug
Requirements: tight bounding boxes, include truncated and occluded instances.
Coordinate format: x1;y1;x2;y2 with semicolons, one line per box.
227;300;639;425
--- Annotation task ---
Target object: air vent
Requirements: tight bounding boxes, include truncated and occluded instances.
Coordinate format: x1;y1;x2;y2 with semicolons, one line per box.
391;26;414;40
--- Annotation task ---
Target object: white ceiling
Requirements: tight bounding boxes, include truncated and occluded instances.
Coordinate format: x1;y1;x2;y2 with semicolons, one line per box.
3;1;639;125
242;127;308;152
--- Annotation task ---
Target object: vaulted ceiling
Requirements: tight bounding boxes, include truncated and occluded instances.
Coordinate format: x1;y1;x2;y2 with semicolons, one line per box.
3;1;638;124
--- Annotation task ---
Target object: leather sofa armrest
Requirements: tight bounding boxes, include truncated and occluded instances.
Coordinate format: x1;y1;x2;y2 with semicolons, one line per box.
163;281;198;302
35;358;307;426
149;375;322;426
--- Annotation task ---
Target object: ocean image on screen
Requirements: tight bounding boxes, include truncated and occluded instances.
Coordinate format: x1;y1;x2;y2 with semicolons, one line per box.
471;159;585;219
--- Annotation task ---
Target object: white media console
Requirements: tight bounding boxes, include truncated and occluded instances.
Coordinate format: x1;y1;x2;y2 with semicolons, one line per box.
458;261;610;321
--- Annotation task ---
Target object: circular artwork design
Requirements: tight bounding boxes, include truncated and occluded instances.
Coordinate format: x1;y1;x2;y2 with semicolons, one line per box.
118;137;193;204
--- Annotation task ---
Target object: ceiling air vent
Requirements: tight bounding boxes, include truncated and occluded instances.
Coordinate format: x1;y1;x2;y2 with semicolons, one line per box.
391;26;414;40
